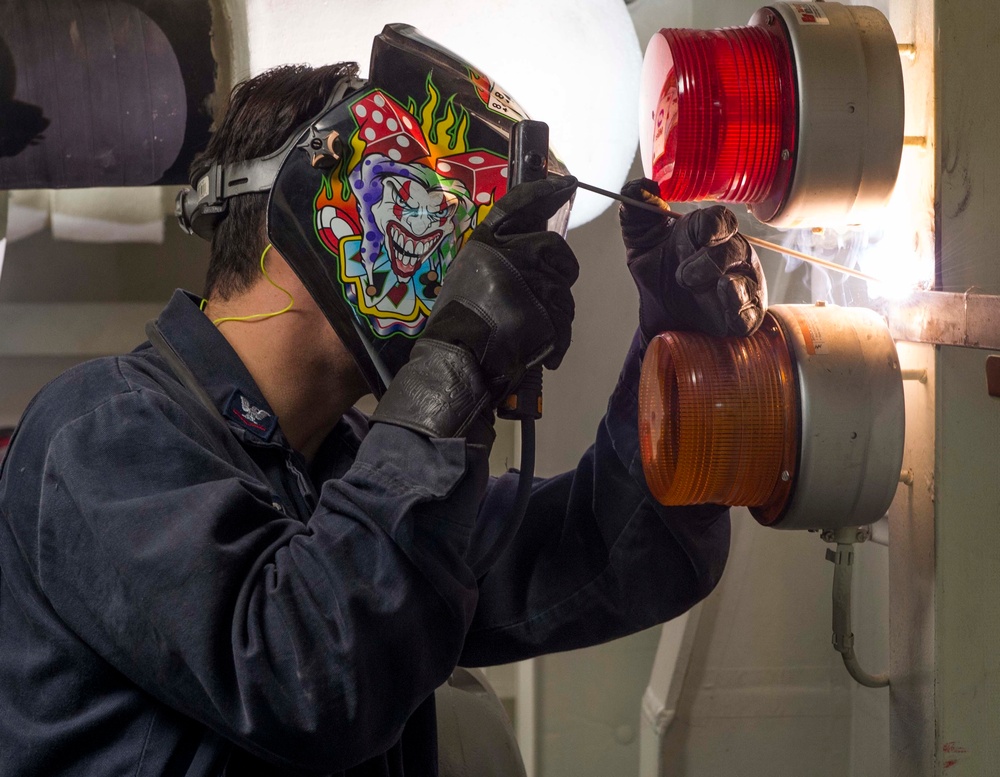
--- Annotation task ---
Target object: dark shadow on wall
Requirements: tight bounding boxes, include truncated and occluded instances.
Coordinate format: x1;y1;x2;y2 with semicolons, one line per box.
0;35;49;158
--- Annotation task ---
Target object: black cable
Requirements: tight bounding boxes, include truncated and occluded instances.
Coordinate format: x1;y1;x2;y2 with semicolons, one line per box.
495;121;544;554
509;418;536;529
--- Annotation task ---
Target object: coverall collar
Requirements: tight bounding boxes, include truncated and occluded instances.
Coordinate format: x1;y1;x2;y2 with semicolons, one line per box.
152;289;285;447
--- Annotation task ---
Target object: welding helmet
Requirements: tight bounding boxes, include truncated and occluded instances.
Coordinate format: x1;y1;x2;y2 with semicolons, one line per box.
178;24;571;397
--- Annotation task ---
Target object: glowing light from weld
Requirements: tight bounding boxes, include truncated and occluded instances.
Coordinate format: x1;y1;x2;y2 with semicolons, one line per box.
857;145;935;300
860;226;933;300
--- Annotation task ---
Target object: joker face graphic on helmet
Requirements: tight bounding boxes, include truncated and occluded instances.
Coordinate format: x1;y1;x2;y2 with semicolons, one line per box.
359;156;474;288
372;172;461;280
315;80;508;337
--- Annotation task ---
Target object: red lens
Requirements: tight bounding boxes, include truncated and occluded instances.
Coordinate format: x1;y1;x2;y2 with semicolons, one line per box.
642;23;796;204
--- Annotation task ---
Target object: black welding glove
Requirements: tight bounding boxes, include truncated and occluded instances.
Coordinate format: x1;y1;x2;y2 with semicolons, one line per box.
371;176;579;442
620;178;767;342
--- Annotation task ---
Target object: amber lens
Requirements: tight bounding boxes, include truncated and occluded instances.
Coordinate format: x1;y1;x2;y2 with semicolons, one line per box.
638;313;797;520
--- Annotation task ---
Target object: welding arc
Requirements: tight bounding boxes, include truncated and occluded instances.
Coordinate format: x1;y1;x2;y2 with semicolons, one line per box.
571;179;883;285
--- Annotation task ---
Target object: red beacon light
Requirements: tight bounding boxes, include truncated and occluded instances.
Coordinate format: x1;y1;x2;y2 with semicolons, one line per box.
640;2;904;228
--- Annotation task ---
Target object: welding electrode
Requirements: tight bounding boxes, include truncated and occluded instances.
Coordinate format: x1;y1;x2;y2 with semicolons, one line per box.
562;177;883;285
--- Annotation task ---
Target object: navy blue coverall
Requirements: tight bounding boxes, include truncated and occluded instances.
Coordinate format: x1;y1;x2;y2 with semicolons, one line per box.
0;290;729;775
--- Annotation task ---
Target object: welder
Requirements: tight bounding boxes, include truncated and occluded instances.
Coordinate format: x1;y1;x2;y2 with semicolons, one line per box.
0;26;765;776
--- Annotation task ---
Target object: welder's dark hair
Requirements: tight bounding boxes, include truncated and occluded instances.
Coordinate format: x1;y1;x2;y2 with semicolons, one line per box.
192;62;359;300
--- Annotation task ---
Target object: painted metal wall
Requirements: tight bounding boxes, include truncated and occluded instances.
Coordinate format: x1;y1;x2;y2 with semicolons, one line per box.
931;0;1000;771
0;221;208;425
657;513;852;777
934;345;1000;774
888;342;935;777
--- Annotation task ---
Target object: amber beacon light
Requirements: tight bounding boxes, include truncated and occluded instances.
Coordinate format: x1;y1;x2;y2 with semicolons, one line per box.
639;305;905;530
640;2;904;228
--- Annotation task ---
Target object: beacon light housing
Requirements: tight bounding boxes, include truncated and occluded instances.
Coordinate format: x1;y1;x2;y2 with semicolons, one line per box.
638;304;905;530
639;2;904;229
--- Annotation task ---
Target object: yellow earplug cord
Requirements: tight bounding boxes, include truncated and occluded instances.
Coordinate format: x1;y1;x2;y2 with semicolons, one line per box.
201;244;295;326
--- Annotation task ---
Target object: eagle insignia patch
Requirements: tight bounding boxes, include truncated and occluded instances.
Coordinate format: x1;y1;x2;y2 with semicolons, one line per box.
226;391;278;440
